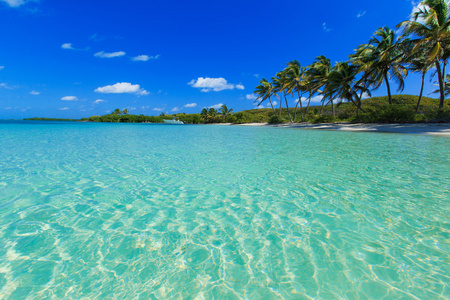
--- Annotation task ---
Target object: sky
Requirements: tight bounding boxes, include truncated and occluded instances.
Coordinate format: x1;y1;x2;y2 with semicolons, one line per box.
0;0;430;119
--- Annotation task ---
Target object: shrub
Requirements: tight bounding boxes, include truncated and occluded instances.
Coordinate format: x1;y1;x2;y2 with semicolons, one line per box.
232;112;255;124
227;115;237;123
268;115;282;124
312;115;336;123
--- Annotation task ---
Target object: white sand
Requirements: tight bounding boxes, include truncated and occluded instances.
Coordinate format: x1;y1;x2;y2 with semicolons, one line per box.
237;122;450;137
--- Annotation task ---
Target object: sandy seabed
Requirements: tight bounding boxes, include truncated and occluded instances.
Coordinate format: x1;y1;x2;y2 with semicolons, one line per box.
236;122;450;137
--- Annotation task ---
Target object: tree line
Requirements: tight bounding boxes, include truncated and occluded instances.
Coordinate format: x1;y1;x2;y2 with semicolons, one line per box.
81;104;250;124
254;0;450;122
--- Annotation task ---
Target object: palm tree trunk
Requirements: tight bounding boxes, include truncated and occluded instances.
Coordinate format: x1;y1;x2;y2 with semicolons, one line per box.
415;72;426;114
278;94;283;120
284;92;293;122
293;94;301;122
384;73;392;105
331;100;335;117
296;91;304;122
443;61;447;94
305;94;312;115
293;100;299;121
320;99;326;115
350;96;365;113
268;96;277;117
436;59;445;109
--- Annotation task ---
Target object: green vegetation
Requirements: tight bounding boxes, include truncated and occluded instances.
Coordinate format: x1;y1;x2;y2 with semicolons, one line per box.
24;117;79;122
26;94;450;124
244;95;450;123
81;114;164;123
251;0;450;123
76;95;448;125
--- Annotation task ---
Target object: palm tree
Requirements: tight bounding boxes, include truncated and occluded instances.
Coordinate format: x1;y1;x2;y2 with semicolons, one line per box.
201;108;209;122
284;60;306;122
123;108;129;115
323;62;370;113
406;48;433;113
398;0;450;108
254;78;278;117
113;108;122;115
272;71;293;122
306;55;332;115
219;104;234;119
208;108;218;121
351;26;408;105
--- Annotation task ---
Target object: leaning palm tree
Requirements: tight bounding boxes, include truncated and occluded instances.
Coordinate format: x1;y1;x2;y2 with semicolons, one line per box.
254;78;278;117
284;60;306;122
272;71;293;122
323;62;370;114
398;0;450;108
406;46;434;113
306;55;332;115
351;26;408;105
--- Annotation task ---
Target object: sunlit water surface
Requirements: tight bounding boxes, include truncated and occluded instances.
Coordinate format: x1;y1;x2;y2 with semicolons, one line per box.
0;121;449;299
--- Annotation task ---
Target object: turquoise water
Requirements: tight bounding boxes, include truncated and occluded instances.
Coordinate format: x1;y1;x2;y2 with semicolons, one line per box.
0;121;449;299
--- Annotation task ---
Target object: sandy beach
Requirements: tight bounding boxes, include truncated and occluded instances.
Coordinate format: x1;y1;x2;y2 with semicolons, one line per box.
238;122;450;137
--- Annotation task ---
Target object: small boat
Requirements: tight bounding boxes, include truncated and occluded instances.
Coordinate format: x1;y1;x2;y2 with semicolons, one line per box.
163;117;185;125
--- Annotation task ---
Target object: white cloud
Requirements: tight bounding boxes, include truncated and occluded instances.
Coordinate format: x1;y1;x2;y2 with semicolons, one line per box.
0;83;14;90
141;105;150;109
272;101;278;106
95;82;149;96
253;74;260;78
59;107;70;111
184;103;197;108
0;66;4;70
357;11;366;18
188;77;245;92
132;54;160;61
153;108;164;112
61;96;78;101
61;43;74;50
1;0;27;7
300;96;324;103
94;51;126;58
246;94;257;100
93;99;106;104
171;107;180;112
361;92;370;100
208;103;223;109
322;23;332;32
29;91;40;95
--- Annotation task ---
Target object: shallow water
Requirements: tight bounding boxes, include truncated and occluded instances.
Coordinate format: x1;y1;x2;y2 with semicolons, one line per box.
0;121;449;299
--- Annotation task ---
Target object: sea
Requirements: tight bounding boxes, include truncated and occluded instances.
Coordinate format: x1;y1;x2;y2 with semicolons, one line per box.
0;120;449;299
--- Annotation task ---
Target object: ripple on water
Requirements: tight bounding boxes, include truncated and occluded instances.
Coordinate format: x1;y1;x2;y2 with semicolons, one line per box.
0;122;449;299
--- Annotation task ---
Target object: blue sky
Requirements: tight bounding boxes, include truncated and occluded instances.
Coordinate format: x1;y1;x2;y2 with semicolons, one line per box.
0;0;428;119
